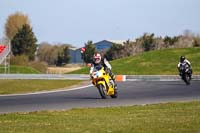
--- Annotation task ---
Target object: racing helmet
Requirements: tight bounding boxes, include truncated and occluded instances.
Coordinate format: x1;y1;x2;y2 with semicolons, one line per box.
180;56;185;63
93;53;101;64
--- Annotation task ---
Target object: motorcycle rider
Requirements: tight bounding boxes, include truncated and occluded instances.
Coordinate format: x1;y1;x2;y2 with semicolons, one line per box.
90;52;117;90
177;56;192;77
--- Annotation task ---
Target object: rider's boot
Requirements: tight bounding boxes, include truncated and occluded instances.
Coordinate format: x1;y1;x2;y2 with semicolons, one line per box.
107;69;118;90
190;69;193;79
111;75;118;90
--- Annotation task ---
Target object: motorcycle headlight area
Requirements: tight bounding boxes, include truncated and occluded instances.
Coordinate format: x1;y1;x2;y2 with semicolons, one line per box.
96;71;102;77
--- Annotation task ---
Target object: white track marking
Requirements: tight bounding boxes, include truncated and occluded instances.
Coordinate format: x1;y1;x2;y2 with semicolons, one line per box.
0;84;93;97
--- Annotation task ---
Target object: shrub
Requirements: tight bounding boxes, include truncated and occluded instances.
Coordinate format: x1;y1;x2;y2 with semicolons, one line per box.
10;55;47;73
29;61;48;73
193;37;200;47
10;55;29;65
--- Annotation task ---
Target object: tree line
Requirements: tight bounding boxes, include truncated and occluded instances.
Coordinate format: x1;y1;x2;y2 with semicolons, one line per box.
37;42;71;66
82;32;200;63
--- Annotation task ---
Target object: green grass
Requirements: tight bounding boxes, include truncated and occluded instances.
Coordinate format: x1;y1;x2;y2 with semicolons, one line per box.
0;101;200;133
69;47;200;75
0;65;41;74
0;79;82;94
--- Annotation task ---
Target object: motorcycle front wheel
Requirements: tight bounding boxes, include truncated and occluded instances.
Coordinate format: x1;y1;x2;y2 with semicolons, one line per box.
97;84;107;99
184;74;190;85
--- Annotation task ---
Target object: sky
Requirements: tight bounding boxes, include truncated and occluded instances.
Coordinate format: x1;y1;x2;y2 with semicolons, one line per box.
0;0;200;47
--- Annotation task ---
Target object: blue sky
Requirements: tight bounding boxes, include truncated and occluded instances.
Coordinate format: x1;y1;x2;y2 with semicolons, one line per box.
0;0;200;47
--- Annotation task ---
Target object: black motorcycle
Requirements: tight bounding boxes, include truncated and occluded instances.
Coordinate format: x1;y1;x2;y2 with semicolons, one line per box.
179;62;192;85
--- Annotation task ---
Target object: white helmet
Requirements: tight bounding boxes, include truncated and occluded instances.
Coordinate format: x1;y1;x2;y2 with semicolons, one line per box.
93;53;101;64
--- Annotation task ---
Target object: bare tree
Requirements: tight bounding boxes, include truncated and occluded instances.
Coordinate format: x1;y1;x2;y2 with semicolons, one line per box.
5;12;30;40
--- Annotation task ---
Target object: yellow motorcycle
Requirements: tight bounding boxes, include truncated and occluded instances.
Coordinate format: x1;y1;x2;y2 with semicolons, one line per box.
91;65;118;99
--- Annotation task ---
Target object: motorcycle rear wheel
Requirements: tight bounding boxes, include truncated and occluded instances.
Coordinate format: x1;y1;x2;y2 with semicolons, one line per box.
111;89;118;98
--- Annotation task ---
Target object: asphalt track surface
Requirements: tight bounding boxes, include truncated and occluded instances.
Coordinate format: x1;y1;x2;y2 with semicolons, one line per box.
0;81;200;114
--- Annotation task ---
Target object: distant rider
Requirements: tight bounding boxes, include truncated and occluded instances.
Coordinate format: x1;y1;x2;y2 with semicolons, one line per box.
177;56;192;77
90;52;117;90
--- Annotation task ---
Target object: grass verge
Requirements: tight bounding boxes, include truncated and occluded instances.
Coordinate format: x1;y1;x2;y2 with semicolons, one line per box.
0;79;83;94
0;65;41;74
0;101;200;133
69;47;200;75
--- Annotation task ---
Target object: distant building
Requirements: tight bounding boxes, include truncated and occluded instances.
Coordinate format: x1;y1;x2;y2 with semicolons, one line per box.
69;47;83;64
94;40;127;51
69;39;134;63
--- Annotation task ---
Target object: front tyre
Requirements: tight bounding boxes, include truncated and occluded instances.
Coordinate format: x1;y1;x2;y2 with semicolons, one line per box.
184;74;190;85
98;84;107;99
